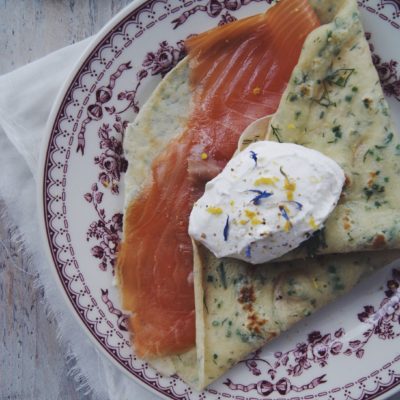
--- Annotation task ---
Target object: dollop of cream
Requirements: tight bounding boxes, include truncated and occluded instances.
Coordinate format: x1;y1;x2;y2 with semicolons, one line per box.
189;141;345;264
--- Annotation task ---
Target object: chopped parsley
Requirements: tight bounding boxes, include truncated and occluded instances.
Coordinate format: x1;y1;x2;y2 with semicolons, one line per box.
363;148;383;163
375;132;394;149
328;125;343;143
203;293;209;313
310;298;317;307
347;232;354;242
363;183;385;200
271;124;282;143
345;95;353;103
314;68;355;108
300;229;327;257
217;262;228;289
384;132;394;145
364;149;374;162
325;68;355;87
363;98;372;109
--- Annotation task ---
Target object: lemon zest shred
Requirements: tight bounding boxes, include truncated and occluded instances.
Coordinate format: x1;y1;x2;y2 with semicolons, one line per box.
286;191;294;201
245;209;256;219
207;207;223;215
309;216;319;230
201;152;208;160
284;178;296;201
284;220;291;232
252;87;261;95
254;176;279;186
284;180;296;192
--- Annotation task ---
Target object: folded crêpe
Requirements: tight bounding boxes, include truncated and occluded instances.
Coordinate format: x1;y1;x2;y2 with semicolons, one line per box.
119;0;320;367
121;0;400;389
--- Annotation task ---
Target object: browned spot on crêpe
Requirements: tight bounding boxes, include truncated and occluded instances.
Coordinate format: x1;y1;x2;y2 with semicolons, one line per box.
344;174;351;189
238;285;268;334
372;234;386;249
247;312;267;334
343;215;351;231
367;171;379;188
238;286;256;304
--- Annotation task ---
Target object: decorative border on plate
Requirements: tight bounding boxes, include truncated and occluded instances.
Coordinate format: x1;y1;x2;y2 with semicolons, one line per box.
43;1;203;398
214;353;400;400
358;0;400;29
222;269;400;399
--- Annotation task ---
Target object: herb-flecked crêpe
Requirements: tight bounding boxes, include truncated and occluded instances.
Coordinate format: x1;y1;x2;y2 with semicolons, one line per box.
118;0;400;390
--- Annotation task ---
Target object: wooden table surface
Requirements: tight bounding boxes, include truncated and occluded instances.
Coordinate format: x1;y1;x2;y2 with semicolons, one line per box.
0;1;131;399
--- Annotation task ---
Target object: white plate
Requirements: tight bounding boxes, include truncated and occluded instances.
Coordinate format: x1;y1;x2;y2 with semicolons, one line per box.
39;0;400;398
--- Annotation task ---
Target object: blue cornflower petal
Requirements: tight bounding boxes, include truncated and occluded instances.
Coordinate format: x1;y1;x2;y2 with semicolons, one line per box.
223;216;230;242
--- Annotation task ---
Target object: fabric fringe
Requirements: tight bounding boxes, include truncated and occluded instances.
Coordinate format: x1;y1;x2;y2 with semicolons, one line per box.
0;206;105;399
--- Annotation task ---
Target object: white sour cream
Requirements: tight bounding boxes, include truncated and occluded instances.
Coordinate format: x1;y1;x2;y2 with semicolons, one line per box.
188;141;345;264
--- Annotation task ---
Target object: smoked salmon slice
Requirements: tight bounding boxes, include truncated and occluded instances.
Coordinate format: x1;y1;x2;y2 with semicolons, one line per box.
118;0;320;358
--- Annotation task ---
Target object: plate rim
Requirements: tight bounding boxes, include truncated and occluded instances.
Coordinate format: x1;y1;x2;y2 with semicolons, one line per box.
37;0;178;398
36;1;400;399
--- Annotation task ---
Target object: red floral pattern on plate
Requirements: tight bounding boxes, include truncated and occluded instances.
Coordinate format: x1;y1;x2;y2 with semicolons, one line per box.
226;270;400;397
367;32;400;101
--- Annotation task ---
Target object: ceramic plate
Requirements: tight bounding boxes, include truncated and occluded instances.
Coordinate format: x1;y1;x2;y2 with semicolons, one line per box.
39;0;400;398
